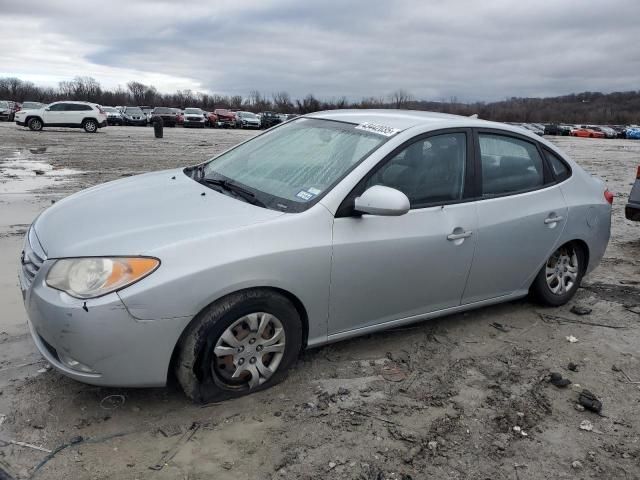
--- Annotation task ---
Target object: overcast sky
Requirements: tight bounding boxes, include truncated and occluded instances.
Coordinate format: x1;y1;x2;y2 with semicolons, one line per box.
1;0;638;102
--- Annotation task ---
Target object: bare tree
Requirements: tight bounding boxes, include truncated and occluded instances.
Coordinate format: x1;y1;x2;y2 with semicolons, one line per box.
127;81;147;105
389;89;414;109
272;91;293;112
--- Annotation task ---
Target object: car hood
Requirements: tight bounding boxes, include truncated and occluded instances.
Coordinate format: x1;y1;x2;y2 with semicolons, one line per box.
34;169;285;258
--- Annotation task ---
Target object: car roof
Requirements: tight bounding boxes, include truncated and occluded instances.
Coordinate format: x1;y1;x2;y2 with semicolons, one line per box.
308;109;549;138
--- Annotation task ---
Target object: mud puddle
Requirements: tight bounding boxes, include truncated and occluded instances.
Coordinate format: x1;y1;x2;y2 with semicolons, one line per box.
0;149;79;194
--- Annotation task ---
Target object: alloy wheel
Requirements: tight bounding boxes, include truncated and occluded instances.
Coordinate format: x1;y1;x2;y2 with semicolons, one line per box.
212;312;286;389
545;246;579;295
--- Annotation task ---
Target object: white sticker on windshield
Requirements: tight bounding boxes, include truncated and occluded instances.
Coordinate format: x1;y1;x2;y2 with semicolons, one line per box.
296;190;314;201
307;187;322;195
355;122;400;137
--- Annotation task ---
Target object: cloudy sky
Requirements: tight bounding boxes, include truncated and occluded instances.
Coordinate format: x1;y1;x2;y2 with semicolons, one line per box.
1;0;638;101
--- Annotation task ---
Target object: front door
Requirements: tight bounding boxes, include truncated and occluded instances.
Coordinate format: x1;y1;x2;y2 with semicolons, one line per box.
329;130;478;335
462;131;568;303
43;103;69;125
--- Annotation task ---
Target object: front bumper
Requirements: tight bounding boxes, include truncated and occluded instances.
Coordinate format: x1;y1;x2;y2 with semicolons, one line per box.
107;117;123;125
123;118;147;126
626;202;640;221
184;120;206;127
19;244;190;387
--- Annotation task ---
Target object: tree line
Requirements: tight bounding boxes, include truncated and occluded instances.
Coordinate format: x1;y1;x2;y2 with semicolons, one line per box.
1;76;639;124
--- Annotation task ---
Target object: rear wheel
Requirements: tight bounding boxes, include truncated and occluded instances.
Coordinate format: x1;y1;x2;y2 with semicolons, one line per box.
28;117;43;131
175;289;302;403
532;243;585;306
83;119;98;133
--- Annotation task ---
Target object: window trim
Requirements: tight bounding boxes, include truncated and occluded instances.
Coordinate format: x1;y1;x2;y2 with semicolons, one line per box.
473;128;554;201
542;147;573;184
336;128;476;217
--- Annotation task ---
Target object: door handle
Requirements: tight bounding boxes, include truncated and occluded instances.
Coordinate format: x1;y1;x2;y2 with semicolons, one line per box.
544;215;564;224
447;231;473;241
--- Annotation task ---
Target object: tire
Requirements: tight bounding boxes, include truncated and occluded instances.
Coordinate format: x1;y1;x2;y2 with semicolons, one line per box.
532;243;585;306
27;117;43;131
83;119;98;133
175;289;303;403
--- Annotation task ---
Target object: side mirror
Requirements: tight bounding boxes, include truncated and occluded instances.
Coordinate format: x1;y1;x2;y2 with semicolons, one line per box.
354;185;410;216
45;107;51;111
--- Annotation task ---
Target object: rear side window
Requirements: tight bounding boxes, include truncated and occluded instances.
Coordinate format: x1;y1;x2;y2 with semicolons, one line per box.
479;134;544;196
544;149;571;182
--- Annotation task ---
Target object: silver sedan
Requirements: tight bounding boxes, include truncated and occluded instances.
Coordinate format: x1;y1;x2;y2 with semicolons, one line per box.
19;110;612;402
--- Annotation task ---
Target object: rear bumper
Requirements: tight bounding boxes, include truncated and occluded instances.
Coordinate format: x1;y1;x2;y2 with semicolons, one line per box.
626;202;640;221
16;120;26;126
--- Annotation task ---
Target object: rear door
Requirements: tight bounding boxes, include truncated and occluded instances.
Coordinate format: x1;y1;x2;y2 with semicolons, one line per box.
329;129;478;335
461;130;568;304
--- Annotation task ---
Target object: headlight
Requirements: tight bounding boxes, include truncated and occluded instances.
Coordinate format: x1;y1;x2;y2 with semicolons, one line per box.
46;257;159;299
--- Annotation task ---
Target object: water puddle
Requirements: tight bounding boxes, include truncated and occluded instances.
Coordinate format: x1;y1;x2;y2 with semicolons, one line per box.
0;149;79;194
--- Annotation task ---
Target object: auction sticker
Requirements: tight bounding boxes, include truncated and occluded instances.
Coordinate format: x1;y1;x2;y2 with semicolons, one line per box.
296;190;315;201
355;122;400;137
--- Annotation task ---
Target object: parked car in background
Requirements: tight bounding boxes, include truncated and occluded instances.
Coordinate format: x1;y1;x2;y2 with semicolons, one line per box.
183;108;207;128
14;101;107;133
122;107;148;126
544;124;571;136
150;107;178;127
171;108;184;126
585;126;616;139
0;100;21;121
521;123;544;136
18;110;612;402
625;166;640;221
626;127;640;140
20;101;46;111
103;106;124;126
571;127;605;138
0;100;13;121
140;106;154;124
214;109;237;128
205;111;218;128
260;111;282;129
236;111;261;129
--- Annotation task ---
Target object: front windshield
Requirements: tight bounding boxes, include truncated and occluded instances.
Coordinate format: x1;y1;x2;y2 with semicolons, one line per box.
103;107;116;112
126;108;142;114
202;118;387;211
239;112;257;119
185;108;202;114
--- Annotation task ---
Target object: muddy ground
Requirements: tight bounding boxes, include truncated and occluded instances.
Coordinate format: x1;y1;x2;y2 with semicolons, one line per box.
1;122;640;479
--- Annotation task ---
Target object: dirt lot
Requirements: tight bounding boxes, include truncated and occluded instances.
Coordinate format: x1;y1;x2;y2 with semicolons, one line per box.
1;122;640;480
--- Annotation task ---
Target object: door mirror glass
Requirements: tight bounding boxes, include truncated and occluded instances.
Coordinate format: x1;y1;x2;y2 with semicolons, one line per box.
354;185;410;216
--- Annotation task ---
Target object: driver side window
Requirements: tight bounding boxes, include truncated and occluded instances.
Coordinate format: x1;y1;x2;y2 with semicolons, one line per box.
48;103;67;111
365;132;467;208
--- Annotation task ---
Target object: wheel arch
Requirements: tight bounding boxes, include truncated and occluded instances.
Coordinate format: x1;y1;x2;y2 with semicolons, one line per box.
166;286;310;385
82;117;99;125
25;115;43;126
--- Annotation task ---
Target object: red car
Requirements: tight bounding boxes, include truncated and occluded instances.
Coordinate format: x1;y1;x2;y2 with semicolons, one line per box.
570;127;605;138
205;111;218;128
171;108;184;125
214;109;237;128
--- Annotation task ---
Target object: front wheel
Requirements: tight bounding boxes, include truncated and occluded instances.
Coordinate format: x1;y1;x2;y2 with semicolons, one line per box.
83;119;98;133
532;243;585;306
28;117;43;131
175;289;303;403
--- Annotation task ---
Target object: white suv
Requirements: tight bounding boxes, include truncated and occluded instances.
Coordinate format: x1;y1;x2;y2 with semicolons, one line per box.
15;101;108;133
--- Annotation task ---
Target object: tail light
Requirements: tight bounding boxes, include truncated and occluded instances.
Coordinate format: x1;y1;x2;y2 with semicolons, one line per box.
97;106;105;114
604;189;614;204
636;165;640;179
